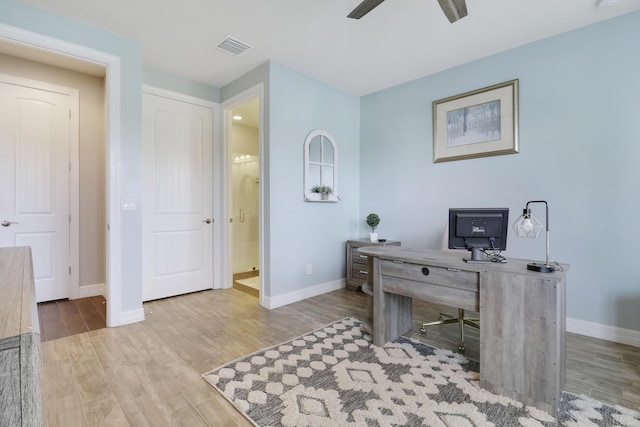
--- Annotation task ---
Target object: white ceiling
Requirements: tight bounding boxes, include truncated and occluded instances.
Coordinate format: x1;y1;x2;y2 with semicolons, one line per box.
15;0;640;96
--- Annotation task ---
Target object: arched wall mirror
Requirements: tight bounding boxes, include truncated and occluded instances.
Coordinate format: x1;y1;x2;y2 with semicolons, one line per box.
304;130;338;202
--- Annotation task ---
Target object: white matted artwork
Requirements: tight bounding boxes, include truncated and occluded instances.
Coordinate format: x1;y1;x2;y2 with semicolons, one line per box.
433;79;519;163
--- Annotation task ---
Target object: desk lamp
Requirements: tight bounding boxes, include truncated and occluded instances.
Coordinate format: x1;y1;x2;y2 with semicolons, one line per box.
512;200;556;272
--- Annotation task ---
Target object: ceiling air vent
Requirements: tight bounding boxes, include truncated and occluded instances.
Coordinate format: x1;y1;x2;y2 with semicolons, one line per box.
216;36;252;56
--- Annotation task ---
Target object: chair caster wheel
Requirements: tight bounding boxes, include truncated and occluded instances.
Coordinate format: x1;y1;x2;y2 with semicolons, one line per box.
420;327;426;335
458;344;465;353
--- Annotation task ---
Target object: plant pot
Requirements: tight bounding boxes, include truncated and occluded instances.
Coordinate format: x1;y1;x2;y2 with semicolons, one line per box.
370;232;378;242
321;192;329;200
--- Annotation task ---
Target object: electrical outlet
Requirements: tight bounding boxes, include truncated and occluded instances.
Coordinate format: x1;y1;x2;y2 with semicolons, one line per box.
306;264;312;275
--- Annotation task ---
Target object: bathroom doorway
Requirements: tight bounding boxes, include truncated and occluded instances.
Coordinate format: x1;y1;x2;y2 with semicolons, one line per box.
229;97;260;297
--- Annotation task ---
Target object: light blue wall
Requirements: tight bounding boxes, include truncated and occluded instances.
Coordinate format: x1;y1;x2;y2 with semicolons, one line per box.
1;0;144;313
268;62;360;295
222;61;361;297
6;0;637;332
360;11;640;332
143;67;221;102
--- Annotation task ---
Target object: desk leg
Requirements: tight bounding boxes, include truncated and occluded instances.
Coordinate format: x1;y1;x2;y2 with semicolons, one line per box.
372;257;413;346
479;270;565;416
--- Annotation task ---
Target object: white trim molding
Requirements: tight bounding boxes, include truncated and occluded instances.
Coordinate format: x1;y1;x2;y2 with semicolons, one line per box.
567;317;640;348
118;308;146;327
77;283;106;299
263;279;346;310
0;23;125;327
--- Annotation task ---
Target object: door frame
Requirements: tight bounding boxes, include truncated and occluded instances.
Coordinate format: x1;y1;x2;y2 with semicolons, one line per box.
221;84;265;305
0;23;125;327
0;73;80;300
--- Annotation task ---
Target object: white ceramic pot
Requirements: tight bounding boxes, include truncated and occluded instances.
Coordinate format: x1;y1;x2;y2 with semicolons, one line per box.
370;232;378;242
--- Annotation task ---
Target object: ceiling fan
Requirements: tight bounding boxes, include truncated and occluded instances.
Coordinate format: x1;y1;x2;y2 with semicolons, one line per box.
348;0;468;23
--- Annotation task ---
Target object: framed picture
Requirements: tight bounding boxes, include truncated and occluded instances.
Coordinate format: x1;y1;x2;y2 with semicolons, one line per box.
433;79;519;163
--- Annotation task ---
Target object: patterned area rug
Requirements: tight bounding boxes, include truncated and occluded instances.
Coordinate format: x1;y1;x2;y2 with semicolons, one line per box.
202;317;640;426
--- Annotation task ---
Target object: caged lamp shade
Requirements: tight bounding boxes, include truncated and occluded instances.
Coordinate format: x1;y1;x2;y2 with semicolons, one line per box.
512;200;556;273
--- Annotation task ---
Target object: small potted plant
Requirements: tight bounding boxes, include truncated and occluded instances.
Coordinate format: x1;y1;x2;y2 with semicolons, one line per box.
366;213;380;242
311;185;333;200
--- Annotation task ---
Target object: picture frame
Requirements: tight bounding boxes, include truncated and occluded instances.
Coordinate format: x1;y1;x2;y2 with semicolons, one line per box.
433;79;519;163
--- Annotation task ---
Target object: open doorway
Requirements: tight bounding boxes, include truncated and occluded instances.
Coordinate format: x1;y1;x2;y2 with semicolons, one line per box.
0;24;124;327
229;97;260;297
0;48;108;340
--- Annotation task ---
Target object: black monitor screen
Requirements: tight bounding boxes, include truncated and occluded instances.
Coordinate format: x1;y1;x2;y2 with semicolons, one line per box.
448;208;509;263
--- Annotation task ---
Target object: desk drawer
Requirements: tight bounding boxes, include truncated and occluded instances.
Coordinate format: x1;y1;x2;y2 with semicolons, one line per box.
380;259;478;293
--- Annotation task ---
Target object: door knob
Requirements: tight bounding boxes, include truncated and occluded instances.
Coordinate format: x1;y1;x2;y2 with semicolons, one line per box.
202;218;213;224
1;220;19;227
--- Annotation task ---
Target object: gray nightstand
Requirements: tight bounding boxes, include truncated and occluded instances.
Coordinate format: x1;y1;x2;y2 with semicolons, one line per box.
346;239;401;291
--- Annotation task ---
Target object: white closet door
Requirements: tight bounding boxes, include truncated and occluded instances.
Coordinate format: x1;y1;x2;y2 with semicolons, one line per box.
142;92;214;301
0;81;71;302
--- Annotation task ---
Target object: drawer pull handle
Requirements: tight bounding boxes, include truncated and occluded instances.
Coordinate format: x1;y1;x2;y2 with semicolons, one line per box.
421;267;430;276
392;260;404;264
447;268;461;272
359;270;368;275
359;255;367;259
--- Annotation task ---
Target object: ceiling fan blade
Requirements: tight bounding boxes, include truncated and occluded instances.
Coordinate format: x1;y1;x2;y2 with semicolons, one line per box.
437;0;468;23
348;0;386;19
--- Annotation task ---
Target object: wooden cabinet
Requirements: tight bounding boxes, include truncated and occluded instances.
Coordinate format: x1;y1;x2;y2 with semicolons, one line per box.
345;239;400;291
0;247;42;427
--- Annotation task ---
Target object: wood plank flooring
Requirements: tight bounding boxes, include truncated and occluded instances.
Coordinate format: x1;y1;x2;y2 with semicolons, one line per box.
38;296;107;342
39;288;640;426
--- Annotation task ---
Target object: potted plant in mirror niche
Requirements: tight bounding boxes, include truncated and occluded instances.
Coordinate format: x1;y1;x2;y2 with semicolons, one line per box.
311;185;333;201
366;213;380;242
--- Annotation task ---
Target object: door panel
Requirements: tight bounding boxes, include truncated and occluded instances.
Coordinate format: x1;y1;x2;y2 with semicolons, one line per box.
0;82;71;302
142;92;214;301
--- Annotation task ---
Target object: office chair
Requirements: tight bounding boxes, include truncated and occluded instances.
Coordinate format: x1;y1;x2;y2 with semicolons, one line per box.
419;225;479;352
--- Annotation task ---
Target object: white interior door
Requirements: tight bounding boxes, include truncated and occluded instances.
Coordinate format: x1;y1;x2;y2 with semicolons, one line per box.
142;91;214;301
0;81;71;302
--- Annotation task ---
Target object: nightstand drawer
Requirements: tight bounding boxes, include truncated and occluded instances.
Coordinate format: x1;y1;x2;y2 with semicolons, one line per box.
353;266;369;280
346;239;401;291
352;251;369;265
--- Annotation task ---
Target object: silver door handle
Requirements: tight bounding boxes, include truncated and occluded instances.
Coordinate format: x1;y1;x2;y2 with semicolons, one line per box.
202;218;213;224
1;220;19;227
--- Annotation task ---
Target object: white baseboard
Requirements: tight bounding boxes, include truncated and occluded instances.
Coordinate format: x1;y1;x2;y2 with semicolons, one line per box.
77;283;106;298
263;279;346;310
567;317;640;348
117;308;146;327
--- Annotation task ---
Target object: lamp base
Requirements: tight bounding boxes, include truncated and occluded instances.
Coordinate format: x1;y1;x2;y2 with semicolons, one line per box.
527;262;556;273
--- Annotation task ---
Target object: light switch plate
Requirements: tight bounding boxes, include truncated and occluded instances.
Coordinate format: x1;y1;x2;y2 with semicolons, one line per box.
121;198;136;211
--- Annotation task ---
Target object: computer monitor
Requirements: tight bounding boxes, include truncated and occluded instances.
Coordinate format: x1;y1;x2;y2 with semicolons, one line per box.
448;208;509;263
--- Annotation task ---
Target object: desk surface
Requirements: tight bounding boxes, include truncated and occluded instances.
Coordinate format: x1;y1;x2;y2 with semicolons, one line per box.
357;245;569;276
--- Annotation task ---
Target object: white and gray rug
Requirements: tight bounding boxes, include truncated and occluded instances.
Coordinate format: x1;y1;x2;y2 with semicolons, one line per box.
202;317;640;426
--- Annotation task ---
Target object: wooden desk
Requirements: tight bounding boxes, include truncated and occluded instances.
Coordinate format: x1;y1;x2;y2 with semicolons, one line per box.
358;245;568;416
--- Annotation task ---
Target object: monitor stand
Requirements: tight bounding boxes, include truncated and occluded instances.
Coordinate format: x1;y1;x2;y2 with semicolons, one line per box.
464;247;490;263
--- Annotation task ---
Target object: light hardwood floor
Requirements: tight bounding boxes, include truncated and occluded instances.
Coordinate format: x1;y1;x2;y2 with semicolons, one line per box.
40;288;640;426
